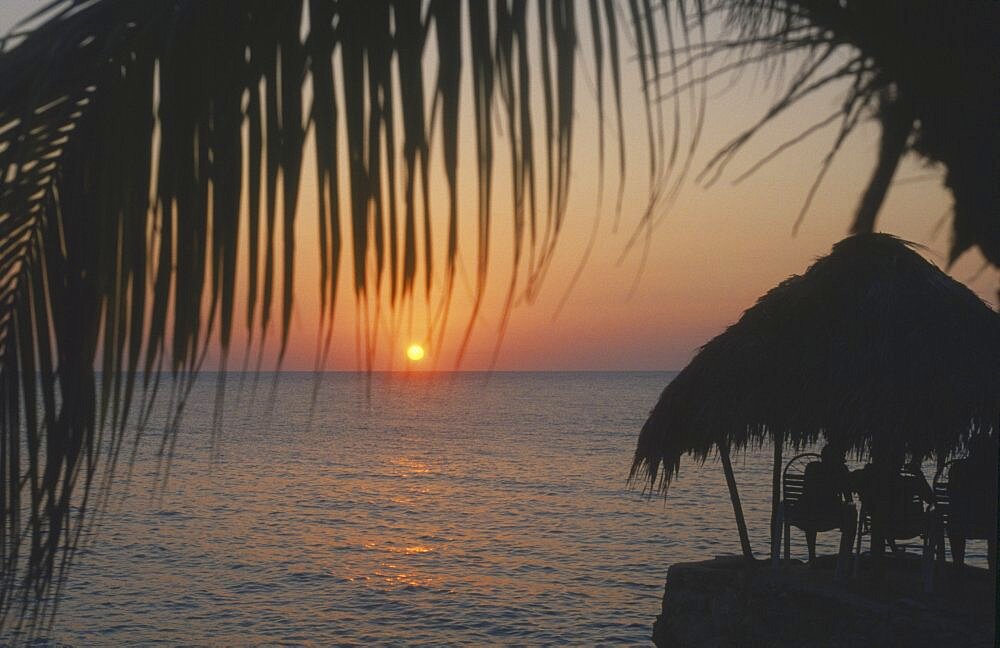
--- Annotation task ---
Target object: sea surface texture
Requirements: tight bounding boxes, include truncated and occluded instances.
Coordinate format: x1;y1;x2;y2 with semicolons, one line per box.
36;372;985;645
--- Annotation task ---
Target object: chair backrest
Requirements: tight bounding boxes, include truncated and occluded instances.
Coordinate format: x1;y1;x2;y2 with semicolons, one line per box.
932;460;956;528
782;452;821;508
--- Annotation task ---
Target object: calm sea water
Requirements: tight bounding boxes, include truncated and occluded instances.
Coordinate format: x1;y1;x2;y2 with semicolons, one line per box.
35;372;986;646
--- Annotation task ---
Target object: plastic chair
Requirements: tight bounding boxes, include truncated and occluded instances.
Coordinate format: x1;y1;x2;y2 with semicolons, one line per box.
781;452;855;562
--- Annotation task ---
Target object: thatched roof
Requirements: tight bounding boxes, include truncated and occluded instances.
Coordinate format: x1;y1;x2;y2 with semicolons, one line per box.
631;233;1000;493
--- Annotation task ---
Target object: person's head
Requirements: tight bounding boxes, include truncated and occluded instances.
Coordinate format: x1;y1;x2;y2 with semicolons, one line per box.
967;433;998;465
820;443;845;465
876;444;905;469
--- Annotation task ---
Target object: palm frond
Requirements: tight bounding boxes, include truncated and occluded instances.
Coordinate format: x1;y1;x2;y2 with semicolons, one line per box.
714;0;999;265
0;0;668;627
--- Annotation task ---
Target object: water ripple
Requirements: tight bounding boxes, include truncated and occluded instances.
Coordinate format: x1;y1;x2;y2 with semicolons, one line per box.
35;372;989;645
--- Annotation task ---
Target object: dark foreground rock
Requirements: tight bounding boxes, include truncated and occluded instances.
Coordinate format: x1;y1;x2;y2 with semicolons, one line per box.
652;555;996;647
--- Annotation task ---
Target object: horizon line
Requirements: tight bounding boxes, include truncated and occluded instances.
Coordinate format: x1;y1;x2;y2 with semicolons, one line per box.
90;368;683;375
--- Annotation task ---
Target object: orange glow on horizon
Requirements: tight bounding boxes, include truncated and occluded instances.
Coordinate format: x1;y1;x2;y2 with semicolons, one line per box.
198;24;997;374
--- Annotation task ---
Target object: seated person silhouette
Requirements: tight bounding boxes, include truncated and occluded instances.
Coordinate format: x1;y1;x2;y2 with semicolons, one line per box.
948;434;998;571
852;452;933;552
901;457;934;504
791;443;857;565
889;456;934;546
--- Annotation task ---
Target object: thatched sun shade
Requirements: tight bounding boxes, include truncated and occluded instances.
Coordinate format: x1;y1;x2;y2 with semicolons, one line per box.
631;233;1000;558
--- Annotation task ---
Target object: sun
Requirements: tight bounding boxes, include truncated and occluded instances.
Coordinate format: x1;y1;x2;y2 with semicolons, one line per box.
405;343;426;362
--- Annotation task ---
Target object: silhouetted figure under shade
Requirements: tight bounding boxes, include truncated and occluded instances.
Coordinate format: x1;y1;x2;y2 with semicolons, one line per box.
853;453;934;555
901;457;934;505
947;436;998;572
788;444;857;577
894;458;934;539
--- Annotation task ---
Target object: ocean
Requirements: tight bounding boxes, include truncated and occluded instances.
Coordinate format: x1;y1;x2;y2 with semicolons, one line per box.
36;372;985;645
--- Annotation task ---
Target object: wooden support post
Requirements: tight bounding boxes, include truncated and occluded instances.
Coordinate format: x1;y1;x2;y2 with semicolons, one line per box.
870;463;890;576
719;441;754;561
771;430;784;565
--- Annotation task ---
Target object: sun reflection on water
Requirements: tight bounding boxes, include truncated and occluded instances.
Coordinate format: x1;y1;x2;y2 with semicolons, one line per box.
390;457;434;476
373;565;438;589
362;542;435;555
403;545;433;555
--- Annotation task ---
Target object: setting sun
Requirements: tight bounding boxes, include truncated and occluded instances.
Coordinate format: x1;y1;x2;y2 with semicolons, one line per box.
406;344;425;362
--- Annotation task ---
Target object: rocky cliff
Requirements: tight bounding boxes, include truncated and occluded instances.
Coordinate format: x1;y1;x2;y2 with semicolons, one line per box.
652;556;995;647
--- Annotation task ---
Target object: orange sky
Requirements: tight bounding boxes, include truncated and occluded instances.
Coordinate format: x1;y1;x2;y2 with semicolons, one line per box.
3;4;995;372
235;28;996;372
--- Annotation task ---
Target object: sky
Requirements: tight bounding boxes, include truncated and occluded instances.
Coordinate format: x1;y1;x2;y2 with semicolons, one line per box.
2;2;996;372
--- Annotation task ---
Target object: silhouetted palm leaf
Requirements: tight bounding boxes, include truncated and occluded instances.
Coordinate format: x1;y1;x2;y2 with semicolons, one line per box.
0;0;649;628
